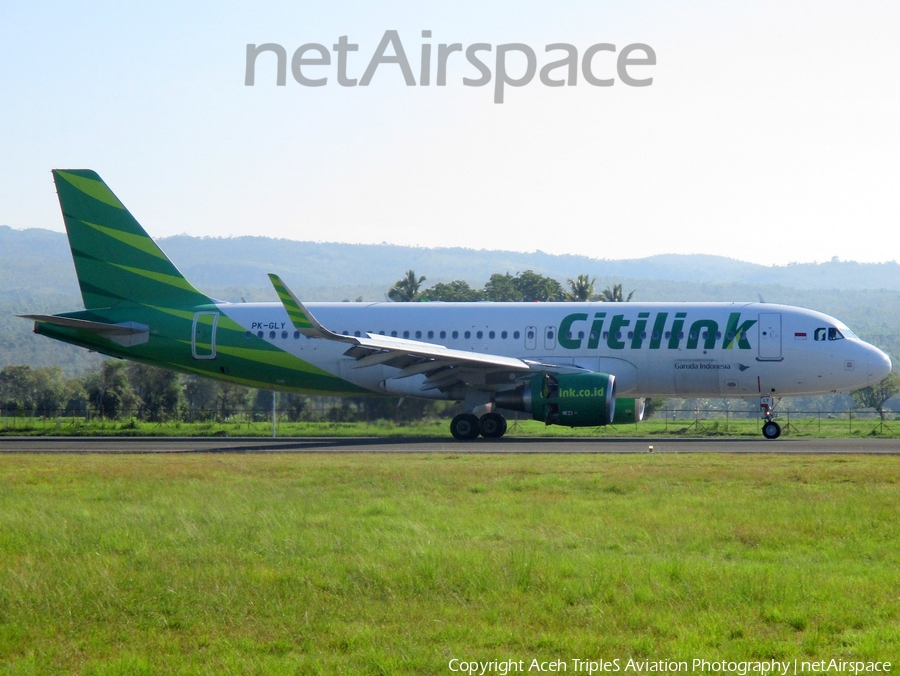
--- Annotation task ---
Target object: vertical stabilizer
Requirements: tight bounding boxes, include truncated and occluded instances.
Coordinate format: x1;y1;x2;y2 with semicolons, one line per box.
52;169;210;309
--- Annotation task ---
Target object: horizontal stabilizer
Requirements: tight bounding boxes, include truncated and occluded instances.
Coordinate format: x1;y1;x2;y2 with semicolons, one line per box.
21;314;149;347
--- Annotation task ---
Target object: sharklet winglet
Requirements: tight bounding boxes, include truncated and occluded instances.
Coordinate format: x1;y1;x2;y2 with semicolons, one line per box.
267;273;351;342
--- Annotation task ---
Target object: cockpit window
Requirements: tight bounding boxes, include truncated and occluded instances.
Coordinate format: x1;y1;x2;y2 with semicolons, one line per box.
815;327;845;341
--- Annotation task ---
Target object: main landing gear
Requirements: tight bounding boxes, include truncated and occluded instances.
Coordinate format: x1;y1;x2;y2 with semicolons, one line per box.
760;396;782;439
450;412;509;440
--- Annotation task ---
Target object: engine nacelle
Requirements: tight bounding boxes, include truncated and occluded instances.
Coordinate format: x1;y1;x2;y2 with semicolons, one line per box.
612;398;645;424
495;373;617;427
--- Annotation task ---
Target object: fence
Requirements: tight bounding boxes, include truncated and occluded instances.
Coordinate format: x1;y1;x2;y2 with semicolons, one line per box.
1;403;897;436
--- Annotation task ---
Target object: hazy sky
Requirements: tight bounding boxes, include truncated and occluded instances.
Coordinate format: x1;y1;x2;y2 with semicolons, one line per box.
2;1;897;266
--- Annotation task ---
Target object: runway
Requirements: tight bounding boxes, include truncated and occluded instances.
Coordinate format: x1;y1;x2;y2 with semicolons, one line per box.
1;436;898;454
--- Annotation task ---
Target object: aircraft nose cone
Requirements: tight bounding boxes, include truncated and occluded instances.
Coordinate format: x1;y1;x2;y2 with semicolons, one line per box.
868;346;892;383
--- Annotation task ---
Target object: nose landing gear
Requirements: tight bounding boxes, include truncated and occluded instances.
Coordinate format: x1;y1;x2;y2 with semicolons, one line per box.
760;397;782;439
762;420;782;439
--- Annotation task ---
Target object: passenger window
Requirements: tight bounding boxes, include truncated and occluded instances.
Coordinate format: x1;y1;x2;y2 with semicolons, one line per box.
257;331;264;338
501;331;508;339
269;331;276;339
439;330;446;339
452;331;458;339
476;331;483;339
489;331;495;339
391;331;398;337
514;331;521;340
282;330;288;339
464;331;471;339
354;331;361;337
245;331;252;339
403;330;410;339
294;331;300;339
415;330;422;339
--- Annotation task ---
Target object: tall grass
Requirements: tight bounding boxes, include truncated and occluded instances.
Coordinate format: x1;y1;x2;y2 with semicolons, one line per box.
2;414;897;438
0;454;898;674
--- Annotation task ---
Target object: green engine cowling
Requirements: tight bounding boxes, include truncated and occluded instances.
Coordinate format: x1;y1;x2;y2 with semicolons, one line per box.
494;373;616;427
612;397;645;424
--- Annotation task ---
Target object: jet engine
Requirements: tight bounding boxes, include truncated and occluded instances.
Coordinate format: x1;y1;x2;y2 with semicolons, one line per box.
494;373;622;427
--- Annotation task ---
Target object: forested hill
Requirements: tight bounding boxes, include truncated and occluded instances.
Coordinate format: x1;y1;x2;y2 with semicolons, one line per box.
124;235;900;292
4;226;900;295
2;226;899;371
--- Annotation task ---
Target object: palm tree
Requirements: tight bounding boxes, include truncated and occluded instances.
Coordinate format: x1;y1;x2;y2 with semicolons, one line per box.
388;270;426;302
566;274;596;302
598;283;635;302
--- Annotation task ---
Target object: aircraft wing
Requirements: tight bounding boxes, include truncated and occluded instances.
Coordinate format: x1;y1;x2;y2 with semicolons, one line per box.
268;274;581;392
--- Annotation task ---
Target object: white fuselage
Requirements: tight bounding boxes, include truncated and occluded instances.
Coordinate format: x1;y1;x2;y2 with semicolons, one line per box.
217;300;891;401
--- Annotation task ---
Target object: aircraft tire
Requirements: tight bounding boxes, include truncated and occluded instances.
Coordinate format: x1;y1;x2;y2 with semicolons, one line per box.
762;421;782;439
451;413;481;441
479;412;508;438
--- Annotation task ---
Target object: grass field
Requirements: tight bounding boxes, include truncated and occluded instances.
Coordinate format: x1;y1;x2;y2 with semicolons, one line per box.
2;413;898;438
1;454;898;674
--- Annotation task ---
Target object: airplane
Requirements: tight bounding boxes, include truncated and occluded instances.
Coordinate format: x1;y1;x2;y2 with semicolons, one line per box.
21;169;892;440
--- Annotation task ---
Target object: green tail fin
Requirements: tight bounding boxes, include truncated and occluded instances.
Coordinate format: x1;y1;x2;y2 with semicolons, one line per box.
52;169;210;309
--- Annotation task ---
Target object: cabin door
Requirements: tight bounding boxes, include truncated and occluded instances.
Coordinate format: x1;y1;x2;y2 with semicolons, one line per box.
758;313;782;361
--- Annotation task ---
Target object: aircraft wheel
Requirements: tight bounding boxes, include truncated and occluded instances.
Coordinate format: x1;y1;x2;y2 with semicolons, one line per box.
762;421;782;439
479;412;508;438
450;413;481;441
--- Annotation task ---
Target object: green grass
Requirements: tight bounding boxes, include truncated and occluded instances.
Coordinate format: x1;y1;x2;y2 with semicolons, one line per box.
2;414;898;438
1;454;899;674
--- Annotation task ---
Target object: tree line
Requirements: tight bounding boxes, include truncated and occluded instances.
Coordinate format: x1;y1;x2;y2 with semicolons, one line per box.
2;360;897;425
0;362;450;424
388;270;635;303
